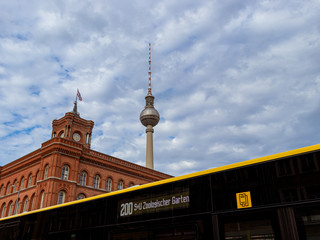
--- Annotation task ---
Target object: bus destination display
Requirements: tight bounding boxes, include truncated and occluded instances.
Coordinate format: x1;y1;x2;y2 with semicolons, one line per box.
118;191;190;217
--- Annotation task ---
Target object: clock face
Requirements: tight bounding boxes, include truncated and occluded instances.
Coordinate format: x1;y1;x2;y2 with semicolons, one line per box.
73;133;81;142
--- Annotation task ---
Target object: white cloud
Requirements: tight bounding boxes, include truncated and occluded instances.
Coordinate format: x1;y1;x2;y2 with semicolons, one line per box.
167;160;197;175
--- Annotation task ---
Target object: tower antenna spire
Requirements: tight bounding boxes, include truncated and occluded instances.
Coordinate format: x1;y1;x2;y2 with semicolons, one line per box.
148;43;152;95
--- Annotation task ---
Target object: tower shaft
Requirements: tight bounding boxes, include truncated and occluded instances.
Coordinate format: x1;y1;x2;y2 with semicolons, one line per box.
146;125;154;169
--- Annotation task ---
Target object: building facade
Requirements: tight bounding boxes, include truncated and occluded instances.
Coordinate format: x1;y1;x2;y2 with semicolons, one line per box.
0;108;171;218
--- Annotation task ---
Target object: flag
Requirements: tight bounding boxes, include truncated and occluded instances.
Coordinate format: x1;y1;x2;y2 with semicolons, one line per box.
77;89;82;101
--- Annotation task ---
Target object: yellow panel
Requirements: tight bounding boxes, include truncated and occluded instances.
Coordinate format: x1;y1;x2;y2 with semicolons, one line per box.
236;191;252;209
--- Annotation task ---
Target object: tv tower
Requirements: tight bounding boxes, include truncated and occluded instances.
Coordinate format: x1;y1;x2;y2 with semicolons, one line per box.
140;43;160;169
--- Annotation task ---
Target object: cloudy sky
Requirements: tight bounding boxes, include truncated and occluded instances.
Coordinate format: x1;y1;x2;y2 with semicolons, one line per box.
0;0;319;176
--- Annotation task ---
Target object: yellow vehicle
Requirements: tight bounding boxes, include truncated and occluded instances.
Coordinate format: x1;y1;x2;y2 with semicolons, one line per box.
1;144;320;239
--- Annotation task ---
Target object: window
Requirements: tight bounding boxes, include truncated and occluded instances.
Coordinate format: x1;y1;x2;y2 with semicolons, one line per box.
13;180;17;192
40;191;45;209
8;202;13;216
93;175;100;189
295;207;320;239
77;194;86;200
277;159;293;176
23;197;28;212
300;155;316;172
6;182;11;195
29;194;35;211
106;178;112;192
129;182;134;187
57;191;65;204
225;219;275;239
282;189;299;202
86;133;92;144
1;203;6;218
20;177;24;190
118;180;124;190
80;171;87;186
44;165;49;180
14;198;20;215
35;171;39;184
0;185;3;197
61;165;69;180
28;174;32;187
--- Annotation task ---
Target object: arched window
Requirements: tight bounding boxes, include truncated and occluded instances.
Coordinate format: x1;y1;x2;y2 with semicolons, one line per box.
80;171;87;186
13;180;17;192
106;178;112;192
40;191;45;209
8;201;13;216
23;197;29;213
6;182;11;195
59;131;64;138
0;185;3;197
1;203;6;218
57;191;65;204
61;165;69;180
35;171;39;184
20;177;25;190
93;175;100;189
28;174;32;187
77;194;86;200
129;182;134;187
44;165;49;180
29;194;35;211
118;180;124;190
14;198;20;215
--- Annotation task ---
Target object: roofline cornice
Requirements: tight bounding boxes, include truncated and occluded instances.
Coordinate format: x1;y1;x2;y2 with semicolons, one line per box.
83;149;172;179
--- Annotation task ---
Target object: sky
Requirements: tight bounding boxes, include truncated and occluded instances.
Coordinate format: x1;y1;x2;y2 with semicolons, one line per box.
0;0;320;177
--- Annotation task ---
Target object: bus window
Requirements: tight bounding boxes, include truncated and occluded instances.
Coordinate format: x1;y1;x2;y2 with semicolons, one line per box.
224;219;275;240
295;206;320;239
112;224;198;240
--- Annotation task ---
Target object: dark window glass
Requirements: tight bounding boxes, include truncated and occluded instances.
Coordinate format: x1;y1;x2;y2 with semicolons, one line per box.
224;219;275;240
296;206;320;239
305;185;320;199
277;159;293;176
300;155;316;172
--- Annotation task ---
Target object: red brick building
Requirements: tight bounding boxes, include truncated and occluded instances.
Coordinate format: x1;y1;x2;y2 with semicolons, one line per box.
0;107;171;218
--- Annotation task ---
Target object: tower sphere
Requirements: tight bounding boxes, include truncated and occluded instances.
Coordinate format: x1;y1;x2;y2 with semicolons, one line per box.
140;93;160;127
140;107;160;127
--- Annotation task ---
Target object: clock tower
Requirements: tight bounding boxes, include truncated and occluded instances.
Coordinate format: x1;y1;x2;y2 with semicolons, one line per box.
51;101;94;148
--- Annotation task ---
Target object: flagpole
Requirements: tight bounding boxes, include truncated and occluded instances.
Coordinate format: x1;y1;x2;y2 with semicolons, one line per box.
73;90;78;115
